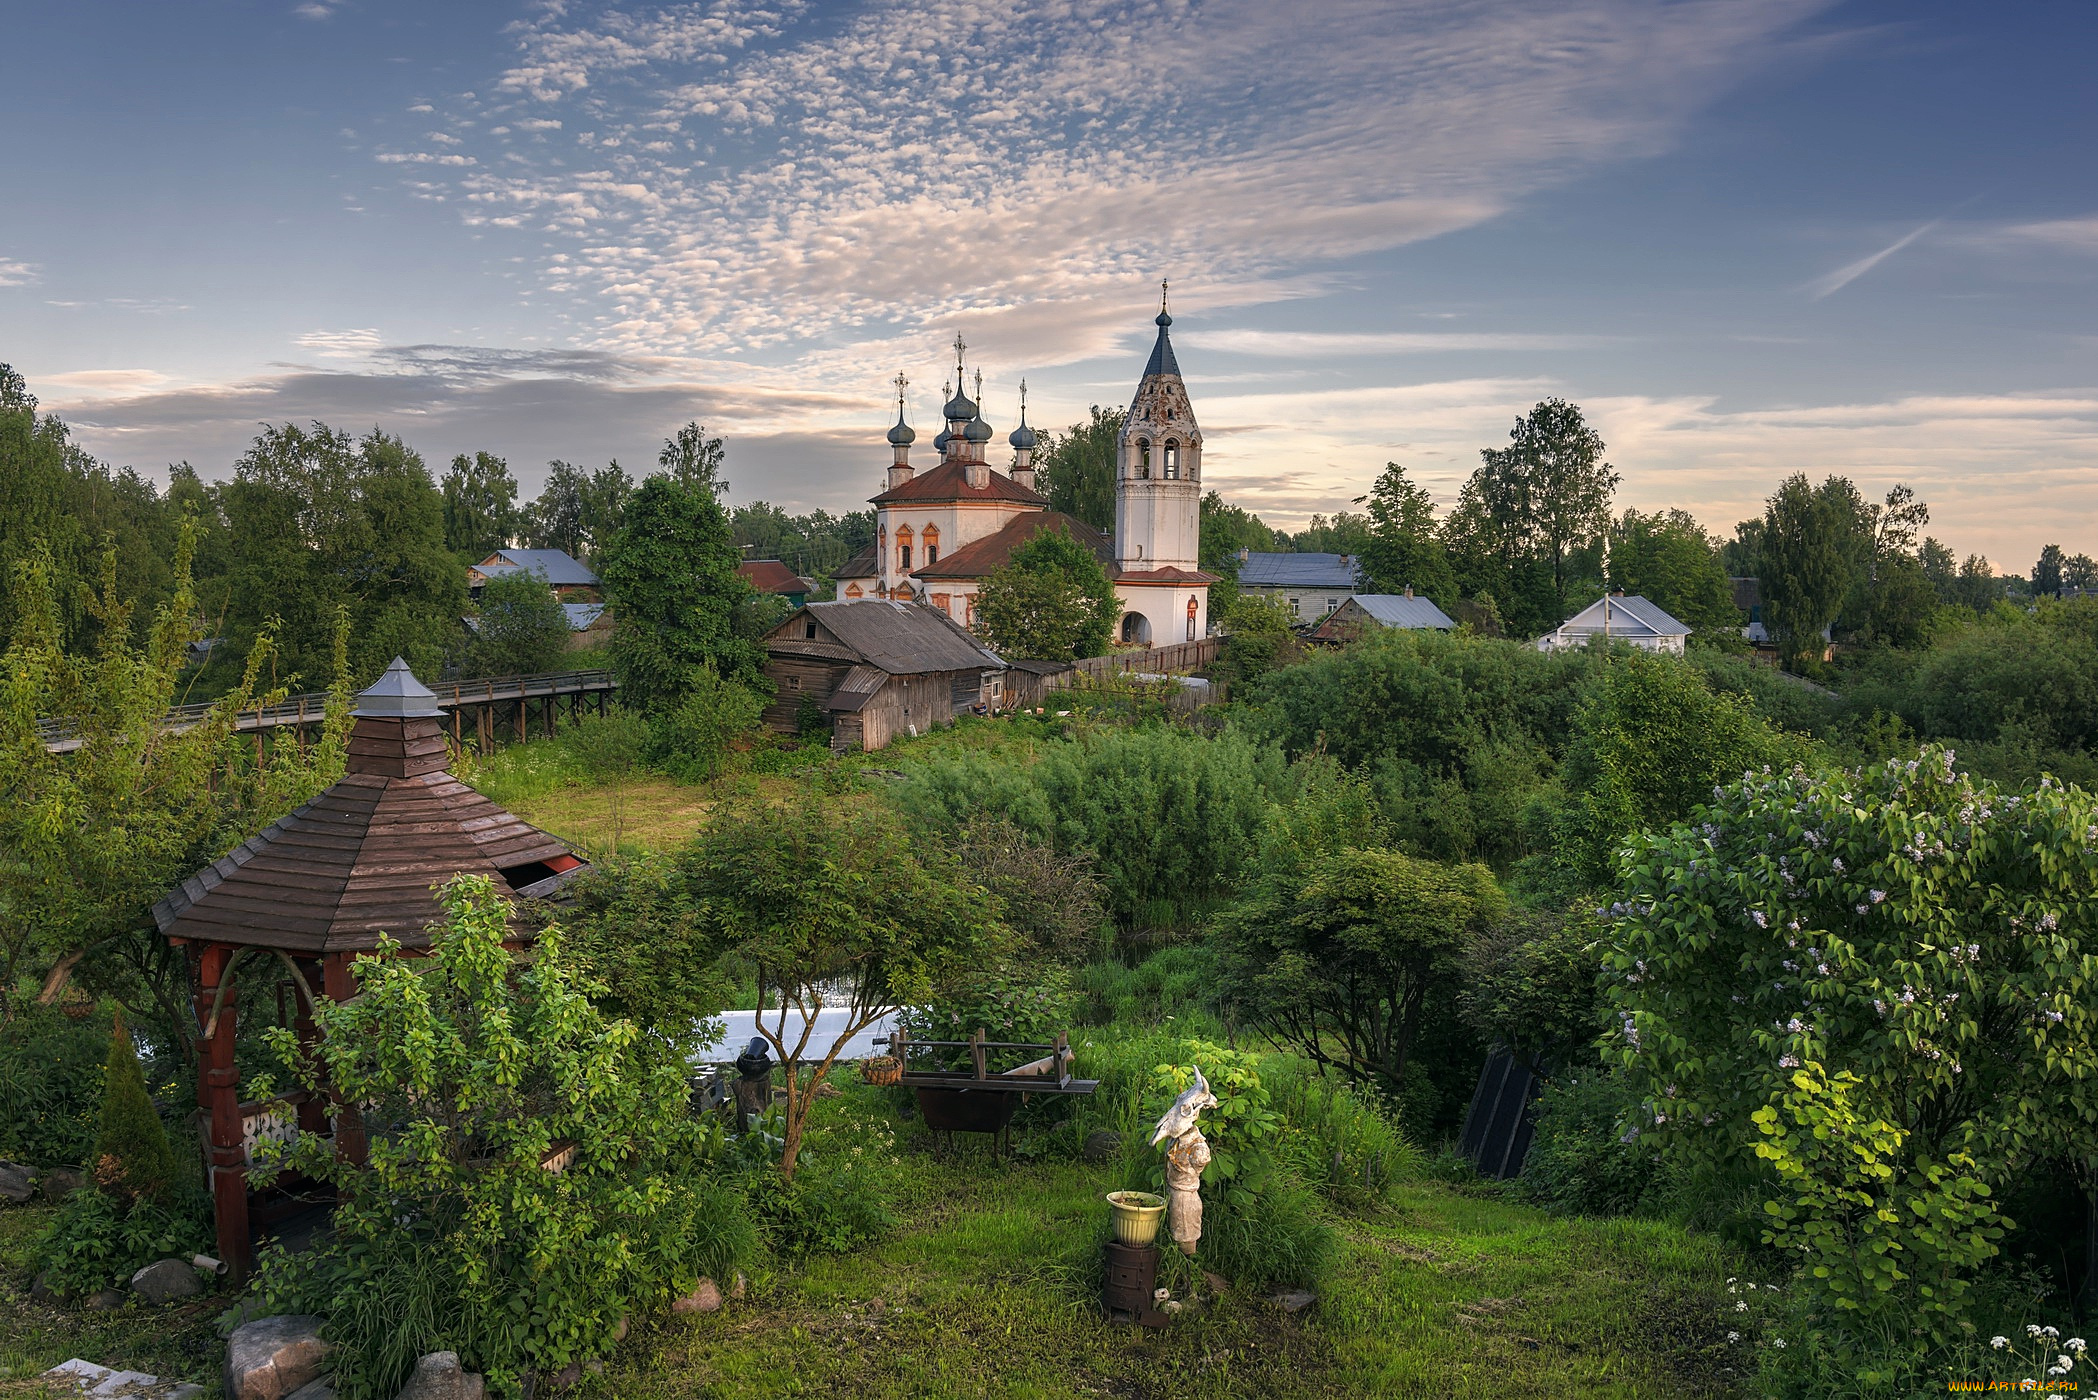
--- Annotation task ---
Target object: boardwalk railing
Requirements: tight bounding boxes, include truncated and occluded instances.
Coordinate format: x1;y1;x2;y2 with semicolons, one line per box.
39;669;617;754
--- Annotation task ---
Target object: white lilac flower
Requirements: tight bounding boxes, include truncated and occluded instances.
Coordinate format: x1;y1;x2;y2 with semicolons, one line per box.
1856;904;1870;915
1817;964;1831;976
1787;1018;1805;1033
1751;910;1769;929
1778;1055;1800;1069
1833;857;1844;871
1874;999;1887;1015
1869;889;1886;904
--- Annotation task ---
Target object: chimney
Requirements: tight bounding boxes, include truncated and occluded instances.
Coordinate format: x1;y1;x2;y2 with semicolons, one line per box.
348;656;449;780
1404;586;1413;598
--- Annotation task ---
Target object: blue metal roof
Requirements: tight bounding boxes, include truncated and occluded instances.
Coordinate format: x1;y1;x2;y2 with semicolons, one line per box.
1237;552;1361;589
476;548;598;586
1548;594;1690;639
1349;594;1456;630
563;603;607;631
1142;312;1182;378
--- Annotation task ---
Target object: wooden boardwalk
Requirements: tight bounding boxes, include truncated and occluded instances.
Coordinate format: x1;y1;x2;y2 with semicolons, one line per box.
39;668;617;754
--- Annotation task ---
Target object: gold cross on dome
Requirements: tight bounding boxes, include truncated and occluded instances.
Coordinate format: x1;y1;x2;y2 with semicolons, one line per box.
953;333;967;369
893;371;908;406
1160;278;1170;314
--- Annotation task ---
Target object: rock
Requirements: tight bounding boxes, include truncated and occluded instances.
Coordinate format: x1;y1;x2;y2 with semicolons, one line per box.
86;1289;125;1311
0;1159;35;1203
729;1272;747;1300
39;1167;84;1202
395;1350;466;1400
548;1362;582;1391
460;1376;484;1400
131;1257;204;1305
169;1386;210;1399
225;1315;329;1400
670;1277;724;1314
610;1315;628;1343
1081;1130;1122;1163
1203;1271;1230;1296
218;1300;268;1338
286;1380;336;1400
30;1270;62;1303
1269;1289;1317;1314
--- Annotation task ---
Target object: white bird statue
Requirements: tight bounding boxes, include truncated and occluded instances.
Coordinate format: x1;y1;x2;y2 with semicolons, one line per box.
1151;1066;1218;1147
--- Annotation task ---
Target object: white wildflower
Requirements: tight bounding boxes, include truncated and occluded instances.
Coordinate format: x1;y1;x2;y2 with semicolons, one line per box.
1994;1336;2010;1349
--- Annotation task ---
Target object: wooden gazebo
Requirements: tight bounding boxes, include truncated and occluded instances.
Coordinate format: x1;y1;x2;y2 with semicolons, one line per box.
153;658;588;1277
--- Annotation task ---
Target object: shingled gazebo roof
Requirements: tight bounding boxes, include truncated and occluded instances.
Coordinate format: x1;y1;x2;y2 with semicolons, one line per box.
152;658;587;953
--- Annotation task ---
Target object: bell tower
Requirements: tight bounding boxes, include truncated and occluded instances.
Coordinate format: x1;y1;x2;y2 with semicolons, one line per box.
1114;282;1202;572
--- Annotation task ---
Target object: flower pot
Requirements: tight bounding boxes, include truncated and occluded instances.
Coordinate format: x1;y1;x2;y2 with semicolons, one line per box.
860;1055;901;1088
1106;1190;1167;1247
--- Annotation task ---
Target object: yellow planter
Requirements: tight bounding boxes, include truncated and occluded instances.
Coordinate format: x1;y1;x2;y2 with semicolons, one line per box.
1106;1190;1167;1247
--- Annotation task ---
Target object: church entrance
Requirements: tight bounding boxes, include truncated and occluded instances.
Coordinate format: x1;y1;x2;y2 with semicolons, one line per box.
1120;612;1151;645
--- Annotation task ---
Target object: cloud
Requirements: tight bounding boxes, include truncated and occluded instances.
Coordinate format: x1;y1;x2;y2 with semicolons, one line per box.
0;256;41;288
35;369;172;395
385;0;1831;367
1993;216;2098;255
293;1;336;18
1181;330;1614;356
294;328;385;357
374;151;477;166
1804;220;1938;300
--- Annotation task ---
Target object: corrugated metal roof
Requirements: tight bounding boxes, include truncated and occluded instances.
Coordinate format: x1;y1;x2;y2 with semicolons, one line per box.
1349;594;1456;630
562;602;606;630
1237;552;1361;589
782;600;1005;675
824;665;886;712
475;548;599;586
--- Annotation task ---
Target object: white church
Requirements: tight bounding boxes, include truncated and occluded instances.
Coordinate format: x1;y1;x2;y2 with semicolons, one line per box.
832;301;1215;647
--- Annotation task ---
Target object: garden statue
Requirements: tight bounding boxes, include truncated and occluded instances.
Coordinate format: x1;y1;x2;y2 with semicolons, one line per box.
1151;1067;1218;1256
733;1037;773;1134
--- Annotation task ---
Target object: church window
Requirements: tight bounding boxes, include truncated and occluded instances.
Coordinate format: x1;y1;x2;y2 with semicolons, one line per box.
846;583;863;598
896;525;913;572
924;524;940;564
1136;438;1151;479
1163;441;1179;479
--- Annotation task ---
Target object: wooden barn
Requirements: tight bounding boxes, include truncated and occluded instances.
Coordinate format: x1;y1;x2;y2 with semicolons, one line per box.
761;600;1006;752
153;658;589;1278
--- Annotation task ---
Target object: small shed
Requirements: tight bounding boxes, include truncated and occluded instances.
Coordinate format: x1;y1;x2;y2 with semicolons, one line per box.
760;600;1006;752
1313;591;1456;641
153;658;588;1278
1534;592;1690;655
1003;658;1075;711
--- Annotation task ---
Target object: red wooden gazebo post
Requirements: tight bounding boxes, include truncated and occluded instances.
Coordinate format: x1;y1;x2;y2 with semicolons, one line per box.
195;944;252;1280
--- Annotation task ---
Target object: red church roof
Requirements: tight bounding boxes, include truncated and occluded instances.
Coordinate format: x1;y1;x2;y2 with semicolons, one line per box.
914;512;1113;581
871;459;1048;507
738;559;809;594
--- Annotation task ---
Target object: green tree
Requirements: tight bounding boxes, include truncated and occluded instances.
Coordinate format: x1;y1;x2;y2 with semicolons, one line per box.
2068;553;2098;592
1035;406;1123;533
1605;508;1739;636
1215;775;1505;1091
972;523;1117;661
682;789;1003;1179
440;450;520;560
1758;473;1865;671
1357;461;1455;603
1213;592;1297;686
351;431;469;680
1604;752;2098;1329
467;571;571;678
1452;400;1617;627
2033;544;2066;596
526;461;592;558
1290;511;1373;556
264;875;748;1394
598;425;759;709
91;1014;180;1203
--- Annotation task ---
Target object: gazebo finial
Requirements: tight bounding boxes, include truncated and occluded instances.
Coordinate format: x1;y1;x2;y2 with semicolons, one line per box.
352;656;443;719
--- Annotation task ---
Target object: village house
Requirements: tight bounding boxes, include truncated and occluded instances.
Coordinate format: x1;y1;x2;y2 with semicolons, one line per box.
468;546;612;651
738;558;815;608
1233;551;1364;623
833;298;1215;647
759;599;1007;753
1312;591;1457;641
1534;592;1691;655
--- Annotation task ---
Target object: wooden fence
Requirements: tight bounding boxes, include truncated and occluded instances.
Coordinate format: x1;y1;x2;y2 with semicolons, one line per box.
40;669;617;755
1066;636;1220;679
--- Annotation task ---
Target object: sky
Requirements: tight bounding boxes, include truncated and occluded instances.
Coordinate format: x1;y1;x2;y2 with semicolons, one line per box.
4;0;2096;569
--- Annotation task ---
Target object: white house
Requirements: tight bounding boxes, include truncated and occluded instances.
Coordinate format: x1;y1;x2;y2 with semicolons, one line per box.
1234;552;1363;623
1535;592;1690;655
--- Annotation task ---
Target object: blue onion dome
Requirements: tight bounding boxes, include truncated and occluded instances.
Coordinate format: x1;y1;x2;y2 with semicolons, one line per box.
944;385;978;421
963;414;993;443
933;427;953;453
1156;308;1172;327
1008;420;1038;450
887;413;916;447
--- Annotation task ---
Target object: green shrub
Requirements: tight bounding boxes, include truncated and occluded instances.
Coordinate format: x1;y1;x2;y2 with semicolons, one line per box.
262;875;754;1398
91;1015;182;1204
1261;1058;1414;1210
33;1184;210;1295
649;664;765;783
0;1001;107;1167
1073;945;1213;1026
1518;1070;1667;1217
897;965;1078;1074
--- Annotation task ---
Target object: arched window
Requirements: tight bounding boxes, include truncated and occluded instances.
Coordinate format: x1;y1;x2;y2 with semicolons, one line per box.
1186;596;1198;640
1163;441;1179;479
896;525;913;572
1136;438;1151;479
923;523;940;565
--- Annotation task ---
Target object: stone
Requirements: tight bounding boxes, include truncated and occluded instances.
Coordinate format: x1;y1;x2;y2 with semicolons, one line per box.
225;1315;329;1400
460;1376;484;1400
131;1257;204;1305
1202;1271;1230;1296
0;1159;35;1202
610;1315;628;1343
39;1166;84;1201
670;1277;724;1314
169;1387;210;1399
41;1358;165;1395
395;1350;465;1400
286;1380;336;1400
1081;1130;1122;1163
548;1362;582;1390
1269;1290;1317;1314
86;1289;125;1311
729;1272;747;1300
30;1270;62;1303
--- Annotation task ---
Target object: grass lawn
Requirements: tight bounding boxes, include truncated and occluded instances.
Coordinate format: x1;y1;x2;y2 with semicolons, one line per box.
0;1146;1742;1400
